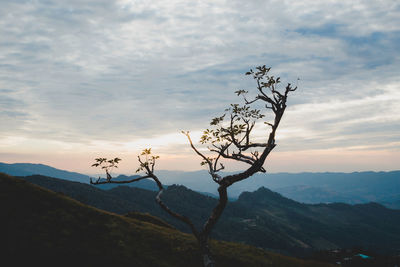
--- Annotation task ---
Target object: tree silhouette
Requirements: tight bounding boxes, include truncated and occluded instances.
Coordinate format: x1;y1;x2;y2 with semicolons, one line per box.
91;65;297;267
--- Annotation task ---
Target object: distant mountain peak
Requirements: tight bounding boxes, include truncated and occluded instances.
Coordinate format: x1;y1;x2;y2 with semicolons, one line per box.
238;186;300;207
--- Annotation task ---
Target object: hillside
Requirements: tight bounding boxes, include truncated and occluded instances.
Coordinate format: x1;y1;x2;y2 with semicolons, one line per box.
21;174;146;214
17;174;400;256
235;187;400;254
0;173;331;267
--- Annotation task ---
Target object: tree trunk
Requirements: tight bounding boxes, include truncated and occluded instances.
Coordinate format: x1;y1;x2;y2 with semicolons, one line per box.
200;239;215;267
198;185;228;267
202;253;215;267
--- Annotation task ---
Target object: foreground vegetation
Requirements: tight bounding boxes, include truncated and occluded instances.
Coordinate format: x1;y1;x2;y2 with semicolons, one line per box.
1;173;331;267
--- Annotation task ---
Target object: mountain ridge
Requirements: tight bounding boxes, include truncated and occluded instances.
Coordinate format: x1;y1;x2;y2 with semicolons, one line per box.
1;162;399;208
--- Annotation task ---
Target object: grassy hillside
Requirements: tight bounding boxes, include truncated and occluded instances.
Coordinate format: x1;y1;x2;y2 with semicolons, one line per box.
0;173;331;267
17;174;400;256
21;174;146;214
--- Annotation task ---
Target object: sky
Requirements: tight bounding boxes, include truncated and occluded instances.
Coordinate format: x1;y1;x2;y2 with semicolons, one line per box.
1;0;399;174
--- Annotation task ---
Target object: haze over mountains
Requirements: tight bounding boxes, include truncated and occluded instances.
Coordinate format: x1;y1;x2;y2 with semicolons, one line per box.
157;170;400;209
0;162;89;182
1;162;399;209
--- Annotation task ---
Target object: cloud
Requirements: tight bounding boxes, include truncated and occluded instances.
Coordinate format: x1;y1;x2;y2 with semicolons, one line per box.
1;0;399;171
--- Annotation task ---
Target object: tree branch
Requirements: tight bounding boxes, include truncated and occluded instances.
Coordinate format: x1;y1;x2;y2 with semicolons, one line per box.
90;175;152;185
150;173;200;239
183;131;222;183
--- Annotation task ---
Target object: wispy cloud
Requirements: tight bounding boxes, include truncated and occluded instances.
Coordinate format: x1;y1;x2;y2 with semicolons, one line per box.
1;0;399;172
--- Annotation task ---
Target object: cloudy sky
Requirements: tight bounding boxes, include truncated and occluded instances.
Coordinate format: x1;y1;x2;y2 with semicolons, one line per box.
1;0;399;174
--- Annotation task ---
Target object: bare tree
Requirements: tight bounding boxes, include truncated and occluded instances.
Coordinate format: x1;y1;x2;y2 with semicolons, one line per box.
90;65;297;267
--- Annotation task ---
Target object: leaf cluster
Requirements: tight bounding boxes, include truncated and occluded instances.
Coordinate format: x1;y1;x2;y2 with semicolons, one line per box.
200;104;264;146
91;157;121;170
136;148;160;174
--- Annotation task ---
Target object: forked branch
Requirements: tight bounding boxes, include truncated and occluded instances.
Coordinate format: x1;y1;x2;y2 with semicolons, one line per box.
90;150;200;241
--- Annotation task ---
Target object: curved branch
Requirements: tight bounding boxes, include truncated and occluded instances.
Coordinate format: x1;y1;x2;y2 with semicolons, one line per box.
184;131;222;183
90;175;152;185
256;78;269;99
183;131;211;167
217;151;255;166
238;142;268;151
151;174;200;239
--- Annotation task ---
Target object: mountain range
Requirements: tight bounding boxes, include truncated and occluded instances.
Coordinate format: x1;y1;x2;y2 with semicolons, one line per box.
1;162;399;209
155;170;400;209
0;162;90;182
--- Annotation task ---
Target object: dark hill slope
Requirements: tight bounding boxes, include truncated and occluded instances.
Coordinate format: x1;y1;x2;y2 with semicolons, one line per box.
16;175;400;256
21;174;147;214
235;187;400;253
0;173;330;267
